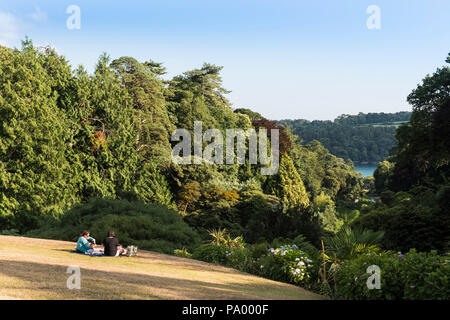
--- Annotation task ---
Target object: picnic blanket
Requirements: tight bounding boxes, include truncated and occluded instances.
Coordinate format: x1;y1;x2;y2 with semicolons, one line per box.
70;250;107;257
70;246;138;257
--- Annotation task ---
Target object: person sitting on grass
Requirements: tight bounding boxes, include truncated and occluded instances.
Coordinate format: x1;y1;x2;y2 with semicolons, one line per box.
76;231;98;255
103;230;127;257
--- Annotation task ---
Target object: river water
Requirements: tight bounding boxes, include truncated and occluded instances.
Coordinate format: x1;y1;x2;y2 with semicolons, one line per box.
354;164;378;177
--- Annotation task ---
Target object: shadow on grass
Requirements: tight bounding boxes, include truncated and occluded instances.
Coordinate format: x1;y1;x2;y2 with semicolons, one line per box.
0;259;320;300
50;248;256;277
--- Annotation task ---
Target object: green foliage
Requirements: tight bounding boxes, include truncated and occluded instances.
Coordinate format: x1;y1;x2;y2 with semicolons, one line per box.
233;108;264;121
110;56;175;162
167;63;239;132
5;39;449;301
290;140;362;203
356;54;450;255
0;229;20;236
130;162;173;207
223;247;253;272
246;242;271;259
279;112;411;163
193;236;318;287
334;250;450;300
292;235;320;259
0;43;80;231
257;245;314;286
26;198;200;254
373;161;394;193
0;41;366;250
334;112;412;126
324;227;385;261
389;54;450;191
274;154;309;211
192;243;228;264
236;196;324;247
0;42;175;231
192;229;251;270
353;188;450;253
206;228;245;248
361;176;375;194
313;192;343;233
174;248;192;258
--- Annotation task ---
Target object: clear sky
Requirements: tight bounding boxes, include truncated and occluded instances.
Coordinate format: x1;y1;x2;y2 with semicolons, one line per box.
1;0;449;120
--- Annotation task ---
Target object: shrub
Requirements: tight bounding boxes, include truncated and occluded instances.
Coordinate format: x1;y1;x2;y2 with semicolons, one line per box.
174;248;192;259
293;234;320;259
207;228;246;249
324;227;384;261
257;244;314;286
224;247;253;272
192;243;228;264
292;235;322;287
247;242;271;259
25;198;201;254
0;229;20;236
334;250;450;300
354;200;450;253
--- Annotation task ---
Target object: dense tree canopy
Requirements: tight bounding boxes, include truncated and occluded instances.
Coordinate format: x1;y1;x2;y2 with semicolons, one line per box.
279;112;411;163
0;42;173;231
389;54;450;191
1;39;449;304
0;40;366;244
355;54;450;253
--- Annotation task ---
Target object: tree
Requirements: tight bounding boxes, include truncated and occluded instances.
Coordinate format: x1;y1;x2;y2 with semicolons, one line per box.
0;42;80;230
110;56;174;162
167;63;237;131
373;160;394;193
234;108;264;121
177;182;202;214
279;112;411;163
275;154;310;212
390;53;450;191
252;118;292;156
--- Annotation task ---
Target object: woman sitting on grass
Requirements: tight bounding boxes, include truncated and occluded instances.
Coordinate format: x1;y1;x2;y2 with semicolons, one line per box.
103;230;127;257
76;231;100;254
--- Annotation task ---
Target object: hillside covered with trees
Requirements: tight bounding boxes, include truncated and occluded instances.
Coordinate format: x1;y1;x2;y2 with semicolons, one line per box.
356;54;450;254
279;112;411;163
0;40;361;242
1;41;448;299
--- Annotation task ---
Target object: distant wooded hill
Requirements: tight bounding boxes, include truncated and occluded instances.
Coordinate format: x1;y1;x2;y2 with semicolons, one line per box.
279;112;412;163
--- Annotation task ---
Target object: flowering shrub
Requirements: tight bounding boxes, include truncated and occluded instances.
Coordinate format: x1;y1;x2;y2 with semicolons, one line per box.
334;249;450;300
257;244;313;285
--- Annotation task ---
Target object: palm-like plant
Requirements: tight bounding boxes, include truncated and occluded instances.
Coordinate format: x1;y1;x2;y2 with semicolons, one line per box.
207;228;228;246
207;228;246;249
226;235;245;249
324;227;385;261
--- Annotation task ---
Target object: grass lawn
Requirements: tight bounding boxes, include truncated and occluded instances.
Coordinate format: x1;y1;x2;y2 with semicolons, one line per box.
0;235;324;300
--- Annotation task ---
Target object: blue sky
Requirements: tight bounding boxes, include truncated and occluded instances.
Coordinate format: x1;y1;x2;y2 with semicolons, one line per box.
1;0;449;120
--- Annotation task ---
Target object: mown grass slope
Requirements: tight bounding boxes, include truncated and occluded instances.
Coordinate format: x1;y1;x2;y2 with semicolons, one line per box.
0;236;324;300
